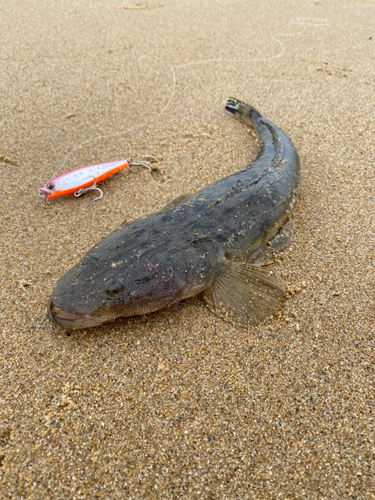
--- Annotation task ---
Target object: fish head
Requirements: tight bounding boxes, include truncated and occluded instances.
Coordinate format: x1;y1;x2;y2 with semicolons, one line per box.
48;236;192;329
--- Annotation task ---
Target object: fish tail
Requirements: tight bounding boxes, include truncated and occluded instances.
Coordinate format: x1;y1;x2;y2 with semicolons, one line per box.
224;98;262;122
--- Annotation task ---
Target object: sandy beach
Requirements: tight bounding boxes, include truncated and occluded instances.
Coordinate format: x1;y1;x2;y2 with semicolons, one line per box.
1;0;374;497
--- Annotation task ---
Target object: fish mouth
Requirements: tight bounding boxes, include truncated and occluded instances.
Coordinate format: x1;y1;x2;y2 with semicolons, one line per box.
48;299;105;329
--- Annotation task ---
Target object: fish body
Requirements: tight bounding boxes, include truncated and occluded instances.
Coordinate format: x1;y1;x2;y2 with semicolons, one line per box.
39;159;130;199
48;98;300;329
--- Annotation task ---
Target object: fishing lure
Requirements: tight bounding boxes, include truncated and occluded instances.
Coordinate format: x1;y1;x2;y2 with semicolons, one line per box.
39;158;150;201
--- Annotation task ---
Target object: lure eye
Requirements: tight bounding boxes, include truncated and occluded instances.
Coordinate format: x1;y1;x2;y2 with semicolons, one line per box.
47;183;54;190
105;279;125;296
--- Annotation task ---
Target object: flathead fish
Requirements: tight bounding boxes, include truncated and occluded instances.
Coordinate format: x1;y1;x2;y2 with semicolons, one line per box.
48;98;300;329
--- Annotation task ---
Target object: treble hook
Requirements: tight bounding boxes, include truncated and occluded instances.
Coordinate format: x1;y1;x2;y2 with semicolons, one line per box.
74;178;103;201
128;157;151;171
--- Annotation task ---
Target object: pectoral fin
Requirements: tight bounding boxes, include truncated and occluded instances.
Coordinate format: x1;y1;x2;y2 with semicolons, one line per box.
203;260;286;327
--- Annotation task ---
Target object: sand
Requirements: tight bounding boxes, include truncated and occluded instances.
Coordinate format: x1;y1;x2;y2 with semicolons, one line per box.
1;0;374;498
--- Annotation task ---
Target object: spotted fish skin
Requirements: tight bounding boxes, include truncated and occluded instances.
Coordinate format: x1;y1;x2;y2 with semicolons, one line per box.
48;98;300;329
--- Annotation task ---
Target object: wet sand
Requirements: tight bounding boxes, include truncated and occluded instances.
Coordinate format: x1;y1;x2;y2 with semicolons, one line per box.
1;0;374;497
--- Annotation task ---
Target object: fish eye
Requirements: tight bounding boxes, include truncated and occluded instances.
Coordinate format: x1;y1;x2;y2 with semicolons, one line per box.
47;183;54;190
105;279;125;296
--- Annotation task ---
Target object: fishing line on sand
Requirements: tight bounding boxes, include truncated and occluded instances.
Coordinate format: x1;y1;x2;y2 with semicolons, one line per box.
174;18;331;68
58;16;330;177
58;65;176;175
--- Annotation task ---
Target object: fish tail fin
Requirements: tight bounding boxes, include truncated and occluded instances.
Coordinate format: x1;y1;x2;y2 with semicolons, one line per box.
224;98;262;122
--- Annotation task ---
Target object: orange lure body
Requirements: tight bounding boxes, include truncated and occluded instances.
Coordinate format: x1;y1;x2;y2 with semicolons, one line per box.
39;159;130;200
